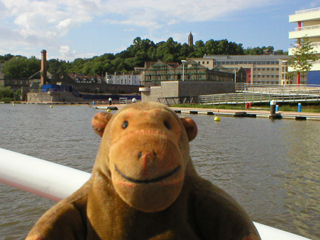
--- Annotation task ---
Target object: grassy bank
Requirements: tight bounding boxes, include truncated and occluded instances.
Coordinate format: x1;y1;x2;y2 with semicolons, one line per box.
172;102;320;113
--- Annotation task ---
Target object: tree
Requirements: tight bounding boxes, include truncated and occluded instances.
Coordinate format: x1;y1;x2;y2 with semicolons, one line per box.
179;43;193;59
48;59;71;73
27;56;41;77
0;37;283;77
192;40;205;57
0;86;13;101
0;54;14;63
289;36;319;85
2;56;40;79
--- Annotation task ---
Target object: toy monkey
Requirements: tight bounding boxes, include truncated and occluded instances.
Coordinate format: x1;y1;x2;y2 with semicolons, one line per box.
26;102;260;240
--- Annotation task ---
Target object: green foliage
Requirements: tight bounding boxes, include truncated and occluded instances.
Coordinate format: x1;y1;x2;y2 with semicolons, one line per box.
244;46;275;55
0;86;13;101
0;37;283;78
0;54;14;63
289;36;319;77
2;56;40;79
48;59;71;73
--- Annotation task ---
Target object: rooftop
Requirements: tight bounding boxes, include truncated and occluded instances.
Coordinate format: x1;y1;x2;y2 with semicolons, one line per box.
203;55;290;61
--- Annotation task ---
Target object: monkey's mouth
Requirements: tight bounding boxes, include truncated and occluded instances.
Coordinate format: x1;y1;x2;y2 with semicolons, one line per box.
115;165;181;184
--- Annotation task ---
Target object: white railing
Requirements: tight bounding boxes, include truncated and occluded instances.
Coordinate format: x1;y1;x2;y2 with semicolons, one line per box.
311;42;320;47
296;7;320;14
292;42;320;48
296;24;320;31
0;148;311;240
0;148;90;201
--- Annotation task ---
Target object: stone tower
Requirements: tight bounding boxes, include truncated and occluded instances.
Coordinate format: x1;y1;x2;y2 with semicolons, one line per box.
40;50;47;86
188;32;193;46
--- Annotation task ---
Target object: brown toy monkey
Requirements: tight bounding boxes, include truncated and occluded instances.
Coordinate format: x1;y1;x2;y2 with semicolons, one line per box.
26;102;260;240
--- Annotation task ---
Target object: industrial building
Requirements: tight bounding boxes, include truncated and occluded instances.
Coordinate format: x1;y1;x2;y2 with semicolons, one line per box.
140;60;235;87
190;55;291;85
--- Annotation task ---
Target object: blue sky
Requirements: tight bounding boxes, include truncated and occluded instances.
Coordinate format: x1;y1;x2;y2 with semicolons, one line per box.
0;0;319;61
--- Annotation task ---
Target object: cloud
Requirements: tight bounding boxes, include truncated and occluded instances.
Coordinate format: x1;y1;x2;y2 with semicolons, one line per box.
0;0;281;59
59;45;75;58
104;19;162;29
103;0;273;24
1;0;275;42
2;0;100;43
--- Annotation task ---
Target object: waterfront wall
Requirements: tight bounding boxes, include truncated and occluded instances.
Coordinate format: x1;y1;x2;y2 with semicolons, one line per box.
72;83;141;94
27;92;83;103
141;81;235;102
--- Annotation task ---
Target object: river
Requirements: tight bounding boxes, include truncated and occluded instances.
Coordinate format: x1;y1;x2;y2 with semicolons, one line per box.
0;104;319;240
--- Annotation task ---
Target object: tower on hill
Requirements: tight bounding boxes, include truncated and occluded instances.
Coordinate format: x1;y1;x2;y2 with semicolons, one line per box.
188;32;193;46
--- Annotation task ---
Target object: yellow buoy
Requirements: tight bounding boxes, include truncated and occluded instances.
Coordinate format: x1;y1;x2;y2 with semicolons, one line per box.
214;116;220;121
106;109;111;112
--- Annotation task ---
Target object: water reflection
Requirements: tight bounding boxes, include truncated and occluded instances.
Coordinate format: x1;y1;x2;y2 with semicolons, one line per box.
0;105;319;239
280;122;320;239
190;115;319;239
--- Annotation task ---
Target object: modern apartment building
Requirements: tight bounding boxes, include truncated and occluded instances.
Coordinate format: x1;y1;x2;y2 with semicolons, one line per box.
289;7;320;84
191;55;291;85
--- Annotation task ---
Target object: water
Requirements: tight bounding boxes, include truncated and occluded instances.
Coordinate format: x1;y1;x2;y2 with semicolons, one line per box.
0;104;319;240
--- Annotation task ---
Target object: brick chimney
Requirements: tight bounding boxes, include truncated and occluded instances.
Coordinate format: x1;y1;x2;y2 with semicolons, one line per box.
40;50;47;86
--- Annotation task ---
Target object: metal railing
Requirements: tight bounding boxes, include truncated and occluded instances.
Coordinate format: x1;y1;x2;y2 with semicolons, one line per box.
158;96;198;106
296;24;320;31
199;84;320;105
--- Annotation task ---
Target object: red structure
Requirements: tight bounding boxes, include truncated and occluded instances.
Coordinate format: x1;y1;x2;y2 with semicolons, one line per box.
245;68;251;83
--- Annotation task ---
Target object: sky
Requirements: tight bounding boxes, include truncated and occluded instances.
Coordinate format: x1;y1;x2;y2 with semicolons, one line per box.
0;0;319;61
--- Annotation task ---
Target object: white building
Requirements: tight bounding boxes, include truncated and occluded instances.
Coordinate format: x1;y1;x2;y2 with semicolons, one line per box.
191;55;291;85
289;7;320;84
105;72;142;85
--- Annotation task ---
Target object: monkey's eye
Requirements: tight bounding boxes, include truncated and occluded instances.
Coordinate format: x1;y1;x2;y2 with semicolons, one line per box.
122;120;129;129
164;121;171;130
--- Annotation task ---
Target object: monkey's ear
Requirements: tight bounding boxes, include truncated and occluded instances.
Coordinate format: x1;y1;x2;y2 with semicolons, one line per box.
180;116;197;141
91;112;113;137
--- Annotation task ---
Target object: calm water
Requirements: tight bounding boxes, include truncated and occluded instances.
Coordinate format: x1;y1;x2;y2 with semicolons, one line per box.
0;104;319;240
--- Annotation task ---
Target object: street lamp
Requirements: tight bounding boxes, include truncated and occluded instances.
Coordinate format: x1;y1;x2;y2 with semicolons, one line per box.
181;60;186;81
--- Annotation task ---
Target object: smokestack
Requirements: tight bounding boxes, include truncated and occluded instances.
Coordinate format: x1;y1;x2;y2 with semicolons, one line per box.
41;50;47;86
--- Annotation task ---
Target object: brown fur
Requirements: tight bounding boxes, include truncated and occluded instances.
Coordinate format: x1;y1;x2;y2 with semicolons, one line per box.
26;102;260;240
